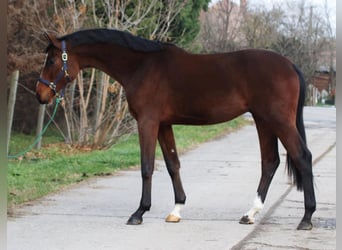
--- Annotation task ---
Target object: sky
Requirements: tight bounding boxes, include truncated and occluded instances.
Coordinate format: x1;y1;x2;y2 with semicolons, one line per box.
210;0;336;9
210;0;336;31
249;0;335;8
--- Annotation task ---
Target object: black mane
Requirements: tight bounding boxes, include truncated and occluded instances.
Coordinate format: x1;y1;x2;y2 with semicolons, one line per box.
58;29;166;52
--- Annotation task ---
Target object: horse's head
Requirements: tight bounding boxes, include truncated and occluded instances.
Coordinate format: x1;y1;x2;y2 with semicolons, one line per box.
36;33;79;104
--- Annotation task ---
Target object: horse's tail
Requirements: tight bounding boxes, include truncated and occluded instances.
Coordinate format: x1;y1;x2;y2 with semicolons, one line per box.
287;64;307;191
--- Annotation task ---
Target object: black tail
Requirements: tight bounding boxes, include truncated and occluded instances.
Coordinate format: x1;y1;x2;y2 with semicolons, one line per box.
287;64;307;191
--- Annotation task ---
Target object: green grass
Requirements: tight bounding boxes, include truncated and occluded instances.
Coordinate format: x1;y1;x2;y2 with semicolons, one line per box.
8;118;246;208
8;130;64;158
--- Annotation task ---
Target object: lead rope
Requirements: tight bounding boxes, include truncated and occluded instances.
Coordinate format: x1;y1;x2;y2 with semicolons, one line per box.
7;97;62;159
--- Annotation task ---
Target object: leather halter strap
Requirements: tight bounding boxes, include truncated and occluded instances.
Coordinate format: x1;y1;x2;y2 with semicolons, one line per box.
38;40;70;97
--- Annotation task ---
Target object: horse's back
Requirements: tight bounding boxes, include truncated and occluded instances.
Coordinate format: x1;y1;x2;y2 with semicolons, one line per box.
165;47;297;94
155;47;300;125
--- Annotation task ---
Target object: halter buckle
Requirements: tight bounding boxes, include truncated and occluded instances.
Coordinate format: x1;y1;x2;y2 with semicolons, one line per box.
56;92;64;100
62;52;68;62
49;82;56;91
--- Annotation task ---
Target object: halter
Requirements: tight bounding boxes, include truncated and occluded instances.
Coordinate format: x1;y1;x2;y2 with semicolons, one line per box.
38;40;70;98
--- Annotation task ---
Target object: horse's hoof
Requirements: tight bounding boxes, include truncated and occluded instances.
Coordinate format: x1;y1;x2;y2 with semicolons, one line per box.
297;220;313;230
239;215;254;224
126;216;143;225
165;214;181;223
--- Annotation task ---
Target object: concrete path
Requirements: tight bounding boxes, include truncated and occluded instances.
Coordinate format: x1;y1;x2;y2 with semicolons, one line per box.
7;107;336;250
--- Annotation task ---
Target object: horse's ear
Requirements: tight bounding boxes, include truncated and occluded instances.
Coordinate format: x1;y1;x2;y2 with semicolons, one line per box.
43;32;60;49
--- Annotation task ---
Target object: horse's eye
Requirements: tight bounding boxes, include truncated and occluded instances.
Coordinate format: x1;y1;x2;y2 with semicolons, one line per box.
47;58;55;66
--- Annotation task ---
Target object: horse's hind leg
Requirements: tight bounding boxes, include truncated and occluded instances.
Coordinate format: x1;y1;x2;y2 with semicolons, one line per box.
277;125;315;230
158;125;186;222
240;118;280;224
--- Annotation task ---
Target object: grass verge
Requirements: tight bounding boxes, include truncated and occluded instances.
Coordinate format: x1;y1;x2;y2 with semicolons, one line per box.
8;118;246;208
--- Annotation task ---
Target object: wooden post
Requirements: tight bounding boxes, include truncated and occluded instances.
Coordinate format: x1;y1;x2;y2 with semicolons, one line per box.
35;104;46;149
7;70;19;153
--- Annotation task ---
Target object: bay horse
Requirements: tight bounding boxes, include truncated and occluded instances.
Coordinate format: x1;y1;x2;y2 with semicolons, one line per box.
36;28;315;230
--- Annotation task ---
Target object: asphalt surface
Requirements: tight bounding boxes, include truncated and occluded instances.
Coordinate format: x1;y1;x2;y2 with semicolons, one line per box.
7;107;336;250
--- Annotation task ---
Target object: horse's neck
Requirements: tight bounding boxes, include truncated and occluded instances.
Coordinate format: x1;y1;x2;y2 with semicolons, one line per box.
76;44;145;85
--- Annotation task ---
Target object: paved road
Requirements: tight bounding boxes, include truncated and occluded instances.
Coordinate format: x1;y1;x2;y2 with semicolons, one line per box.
7;107;336;250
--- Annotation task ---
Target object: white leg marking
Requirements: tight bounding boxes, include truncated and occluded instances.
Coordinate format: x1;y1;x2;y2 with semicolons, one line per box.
170;204;183;218
165;204;184;222
245;195;264;223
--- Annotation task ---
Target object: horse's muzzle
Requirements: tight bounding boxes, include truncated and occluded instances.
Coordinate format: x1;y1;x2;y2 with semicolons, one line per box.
36;93;48;104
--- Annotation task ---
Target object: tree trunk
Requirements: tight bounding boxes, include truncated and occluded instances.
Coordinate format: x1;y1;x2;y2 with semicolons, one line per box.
7;70;19;153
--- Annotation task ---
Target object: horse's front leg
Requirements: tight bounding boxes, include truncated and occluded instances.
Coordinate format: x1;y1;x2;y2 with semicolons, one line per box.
127;120;159;225
158;125;186;223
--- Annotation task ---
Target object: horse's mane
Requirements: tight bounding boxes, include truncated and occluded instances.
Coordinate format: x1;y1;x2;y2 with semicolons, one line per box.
58;29;167;52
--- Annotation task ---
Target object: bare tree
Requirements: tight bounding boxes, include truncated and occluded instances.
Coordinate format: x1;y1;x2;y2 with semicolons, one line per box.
197;0;335;105
36;0;187;148
199;0;242;52
242;5;283;49
86;0;186;148
322;0;336;98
